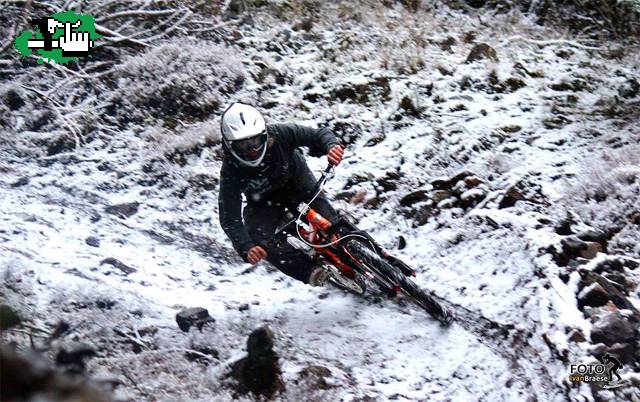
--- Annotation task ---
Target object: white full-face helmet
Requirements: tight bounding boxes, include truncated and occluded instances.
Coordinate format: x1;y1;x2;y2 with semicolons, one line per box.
220;102;268;167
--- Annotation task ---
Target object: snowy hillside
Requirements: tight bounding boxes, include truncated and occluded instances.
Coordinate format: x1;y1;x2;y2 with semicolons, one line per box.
1;1;639;401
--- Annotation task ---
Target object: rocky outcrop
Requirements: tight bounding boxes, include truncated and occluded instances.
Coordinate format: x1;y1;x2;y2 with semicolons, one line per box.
399;171;489;225
590;311;637;346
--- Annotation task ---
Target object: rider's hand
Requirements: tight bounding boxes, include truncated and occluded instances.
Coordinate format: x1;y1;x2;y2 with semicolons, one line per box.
327;144;344;166
247;246;268;264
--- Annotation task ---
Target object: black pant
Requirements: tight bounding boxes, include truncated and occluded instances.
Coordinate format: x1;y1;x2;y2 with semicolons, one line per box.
243;164;338;283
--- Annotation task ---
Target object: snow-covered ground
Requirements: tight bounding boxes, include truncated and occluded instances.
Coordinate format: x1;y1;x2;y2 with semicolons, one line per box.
1;1;639;401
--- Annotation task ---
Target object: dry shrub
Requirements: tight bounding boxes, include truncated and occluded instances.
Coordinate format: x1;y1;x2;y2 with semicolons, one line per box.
107;40;245;128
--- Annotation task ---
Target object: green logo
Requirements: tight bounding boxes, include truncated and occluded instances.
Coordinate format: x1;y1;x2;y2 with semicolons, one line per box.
14;10;100;64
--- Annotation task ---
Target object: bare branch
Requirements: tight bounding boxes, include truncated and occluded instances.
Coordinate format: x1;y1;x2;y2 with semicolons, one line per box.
94;23;150;48
96;9;178;23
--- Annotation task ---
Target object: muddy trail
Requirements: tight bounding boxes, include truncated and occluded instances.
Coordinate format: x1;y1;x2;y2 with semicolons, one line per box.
436;294;568;399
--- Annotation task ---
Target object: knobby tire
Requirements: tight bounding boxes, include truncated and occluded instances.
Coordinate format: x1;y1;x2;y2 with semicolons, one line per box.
345;239;452;325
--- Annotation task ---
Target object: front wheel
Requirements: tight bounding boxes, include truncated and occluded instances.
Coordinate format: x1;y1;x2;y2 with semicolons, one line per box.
345;239;453;326
398;276;454;326
328;270;367;296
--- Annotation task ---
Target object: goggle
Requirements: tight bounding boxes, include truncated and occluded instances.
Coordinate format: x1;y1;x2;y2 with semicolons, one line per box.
230;132;267;155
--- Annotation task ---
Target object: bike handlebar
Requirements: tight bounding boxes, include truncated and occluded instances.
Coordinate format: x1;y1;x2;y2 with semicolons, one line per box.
314;164;335;193
273;164;335;237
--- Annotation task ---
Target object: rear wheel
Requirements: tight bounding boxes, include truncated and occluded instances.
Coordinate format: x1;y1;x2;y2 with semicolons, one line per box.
345;239;453;326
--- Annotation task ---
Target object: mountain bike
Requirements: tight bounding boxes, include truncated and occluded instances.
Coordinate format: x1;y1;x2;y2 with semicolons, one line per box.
272;165;453;326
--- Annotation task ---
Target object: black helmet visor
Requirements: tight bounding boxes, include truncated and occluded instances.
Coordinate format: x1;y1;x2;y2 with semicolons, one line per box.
230;131;267;159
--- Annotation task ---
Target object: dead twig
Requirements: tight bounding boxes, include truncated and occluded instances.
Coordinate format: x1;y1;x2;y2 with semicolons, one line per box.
96;9;178;23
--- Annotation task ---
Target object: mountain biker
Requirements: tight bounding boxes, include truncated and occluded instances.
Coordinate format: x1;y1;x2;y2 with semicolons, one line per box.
218;102;345;286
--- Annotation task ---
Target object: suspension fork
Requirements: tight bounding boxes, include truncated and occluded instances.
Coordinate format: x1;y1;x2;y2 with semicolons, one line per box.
301;206;356;279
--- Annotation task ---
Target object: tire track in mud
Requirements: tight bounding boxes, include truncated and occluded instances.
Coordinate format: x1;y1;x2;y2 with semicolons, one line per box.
432;295;570;401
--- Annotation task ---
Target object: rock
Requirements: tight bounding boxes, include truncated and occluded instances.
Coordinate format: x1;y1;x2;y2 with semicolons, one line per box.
567;328;586;343
594;258;628;274
562;237;587;254
10;177;29;188
175;307;215;333
580;242;602;259
578;269;636;311
399;190;429;207
292;18;313;32
231;326;283;399
499;177;546;209
590;312;636;346
577;282;610;309
460;188;486;209
95;299;116;310
0;305;21;330
465;43;498;63
188;174;219;191
498;187;524;209
330;77;391;105
376;171;401;192
554;237;601;265
298;364;333;390
46;134;75;156
344;173;373;189
55;343;96;374
85;236;100;248
415;204;437;225
555;211;579;235
463;176;483;188
577;228;607;245
437;197;458;209
239;303;250;312
438;36;457;52
431;177;452;190
100;258;136;275
363;196;381;209
365;134;385;147
50;321;71;339
617;77;639;99
602;271;636;293
501;125;522;133
397;236;407;250
504;77;526;92
543;115;572;129
550;79;590;92
450;170;474;184
328;119;362;145
431;190;453;204
399;95;421;117
104;202;139;219
465;0;486;7
350;190;367;205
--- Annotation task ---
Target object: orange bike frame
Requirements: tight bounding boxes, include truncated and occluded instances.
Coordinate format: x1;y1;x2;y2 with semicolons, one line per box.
301;207;357;279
